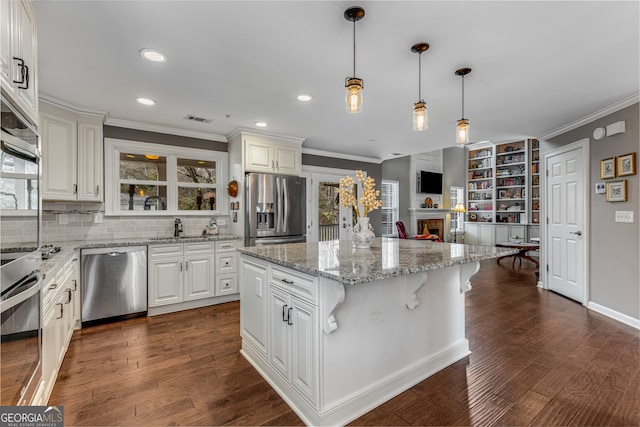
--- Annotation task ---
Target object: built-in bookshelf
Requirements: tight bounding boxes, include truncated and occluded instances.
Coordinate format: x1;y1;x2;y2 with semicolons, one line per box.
529;139;540;224
466;146;494;223
495;140;526;224
466;139;540;225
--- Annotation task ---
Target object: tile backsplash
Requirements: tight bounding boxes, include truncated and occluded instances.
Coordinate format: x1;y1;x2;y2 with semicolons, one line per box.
1;201;231;245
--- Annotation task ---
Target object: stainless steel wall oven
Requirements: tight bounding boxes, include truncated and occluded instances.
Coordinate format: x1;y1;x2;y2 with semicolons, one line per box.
1;95;42;406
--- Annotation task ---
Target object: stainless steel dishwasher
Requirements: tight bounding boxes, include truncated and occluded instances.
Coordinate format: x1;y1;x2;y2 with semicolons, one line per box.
81;246;147;326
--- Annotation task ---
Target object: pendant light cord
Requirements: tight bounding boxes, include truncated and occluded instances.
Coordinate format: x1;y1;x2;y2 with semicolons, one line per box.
418;53;423;101
352;19;356;77
461;74;465;119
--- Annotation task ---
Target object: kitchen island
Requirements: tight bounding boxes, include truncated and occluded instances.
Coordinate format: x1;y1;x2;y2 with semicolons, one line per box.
238;238;515;426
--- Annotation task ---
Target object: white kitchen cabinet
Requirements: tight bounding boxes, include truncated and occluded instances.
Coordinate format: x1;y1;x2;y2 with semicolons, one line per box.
184;250;214;301
494;224;526;243
0;0;38;126
41;254;78;404
268;283;317;403
148;242;214;308
215;240;238;296
149;256;183;306
244;136;302;175
40;102;104;202
464;223;494;246
239;256;269;359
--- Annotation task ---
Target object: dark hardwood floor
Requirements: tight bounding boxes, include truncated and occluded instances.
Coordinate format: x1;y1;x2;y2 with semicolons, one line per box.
49;259;639;426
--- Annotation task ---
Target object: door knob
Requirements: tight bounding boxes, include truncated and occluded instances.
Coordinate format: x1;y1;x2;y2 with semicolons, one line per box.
570;230;582;236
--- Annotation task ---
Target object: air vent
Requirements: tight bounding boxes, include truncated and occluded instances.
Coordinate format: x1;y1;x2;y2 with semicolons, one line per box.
184;115;213;124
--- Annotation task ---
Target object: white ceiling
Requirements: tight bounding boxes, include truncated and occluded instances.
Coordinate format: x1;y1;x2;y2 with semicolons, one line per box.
33;1;639;161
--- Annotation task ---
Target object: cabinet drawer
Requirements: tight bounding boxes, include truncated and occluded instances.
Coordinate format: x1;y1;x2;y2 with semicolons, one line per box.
271;266;317;304
215;240;238;252
149;244;183;257
216;274;237;296
184;242;214;254
216;252;237;274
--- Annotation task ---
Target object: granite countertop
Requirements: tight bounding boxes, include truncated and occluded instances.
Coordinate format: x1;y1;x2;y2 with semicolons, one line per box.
36;234;241;280
238;238;518;285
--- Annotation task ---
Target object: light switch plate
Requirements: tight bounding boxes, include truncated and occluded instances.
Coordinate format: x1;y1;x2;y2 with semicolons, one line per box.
615;211;634;223
255;277;262;298
58;213;68;225
94;212;104;223
217;218;226;226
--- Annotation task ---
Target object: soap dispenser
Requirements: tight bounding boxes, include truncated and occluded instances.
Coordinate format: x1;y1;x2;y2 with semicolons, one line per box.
209;218;218;235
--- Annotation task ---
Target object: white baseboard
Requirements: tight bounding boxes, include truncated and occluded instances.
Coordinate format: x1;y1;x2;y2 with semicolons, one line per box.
587;301;640;330
148;294;239;316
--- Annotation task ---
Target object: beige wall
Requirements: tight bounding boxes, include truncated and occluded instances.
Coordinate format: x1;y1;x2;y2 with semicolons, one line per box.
544;102;639;321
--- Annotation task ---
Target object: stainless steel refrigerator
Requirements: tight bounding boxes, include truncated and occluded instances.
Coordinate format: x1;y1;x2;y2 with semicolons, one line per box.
245;173;306;246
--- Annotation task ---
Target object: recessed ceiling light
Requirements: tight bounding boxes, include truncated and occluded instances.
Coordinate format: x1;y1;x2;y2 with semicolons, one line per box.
136;97;156;106
297;94;313;102
140;48;167;62
255;121;268;128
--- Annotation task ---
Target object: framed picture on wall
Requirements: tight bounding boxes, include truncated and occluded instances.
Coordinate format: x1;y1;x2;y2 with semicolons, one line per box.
600;158;616;179
617;153;636;177
606;180;627;202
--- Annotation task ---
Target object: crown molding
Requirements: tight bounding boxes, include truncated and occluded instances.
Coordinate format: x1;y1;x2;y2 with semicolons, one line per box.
541;93;640;140
105;118;227;142
302;147;382;164
40;93;107;119
226;126;305;144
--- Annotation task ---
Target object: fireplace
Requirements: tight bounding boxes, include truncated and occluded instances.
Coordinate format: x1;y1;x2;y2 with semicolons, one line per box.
417;218;444;238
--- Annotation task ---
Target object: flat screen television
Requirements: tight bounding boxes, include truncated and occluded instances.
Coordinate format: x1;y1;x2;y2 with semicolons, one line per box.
419;171;443;194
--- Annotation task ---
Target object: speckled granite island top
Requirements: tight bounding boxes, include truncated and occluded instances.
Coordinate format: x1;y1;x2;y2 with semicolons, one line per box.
237;237;517;285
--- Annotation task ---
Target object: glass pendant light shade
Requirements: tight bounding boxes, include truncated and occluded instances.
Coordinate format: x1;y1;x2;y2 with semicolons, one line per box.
413;101;428;131
455;67;472;144
411;43;429;131
346;77;363;113
456;118;469;143
344;7;365;114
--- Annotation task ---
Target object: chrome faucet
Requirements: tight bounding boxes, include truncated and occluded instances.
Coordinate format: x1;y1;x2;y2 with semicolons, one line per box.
174;218;183;237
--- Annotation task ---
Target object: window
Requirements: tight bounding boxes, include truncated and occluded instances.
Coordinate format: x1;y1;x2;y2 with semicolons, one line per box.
105;138;227;216
381;180;399;237
450;186;464;230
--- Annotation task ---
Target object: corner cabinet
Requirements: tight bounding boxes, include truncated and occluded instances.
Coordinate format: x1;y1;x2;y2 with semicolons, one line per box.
0;0;38;127
40;101;104;202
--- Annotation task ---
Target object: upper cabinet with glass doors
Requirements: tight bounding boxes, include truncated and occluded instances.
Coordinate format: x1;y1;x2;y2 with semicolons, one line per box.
105;138;228;216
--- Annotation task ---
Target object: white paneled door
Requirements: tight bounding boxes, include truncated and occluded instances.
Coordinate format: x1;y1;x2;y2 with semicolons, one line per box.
545;142;586;303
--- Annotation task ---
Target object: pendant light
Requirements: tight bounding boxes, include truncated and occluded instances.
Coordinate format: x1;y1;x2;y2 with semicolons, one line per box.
411;43;430;131
455;67;472;143
344;6;365;113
